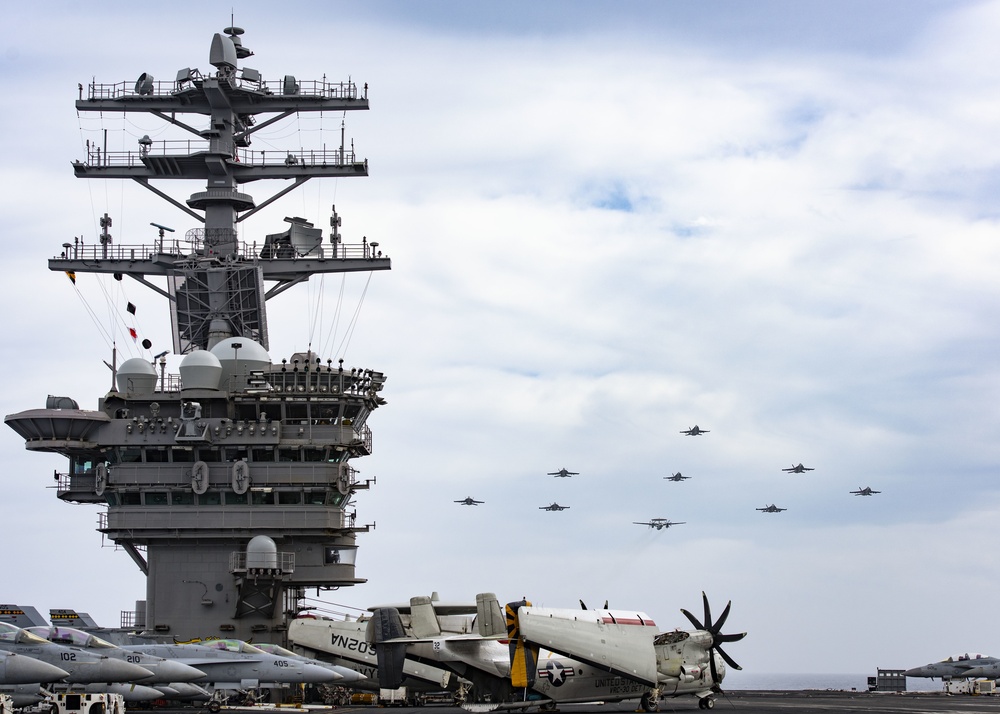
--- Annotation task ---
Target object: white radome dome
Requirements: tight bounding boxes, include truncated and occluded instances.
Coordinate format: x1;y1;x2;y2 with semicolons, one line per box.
179;350;223;391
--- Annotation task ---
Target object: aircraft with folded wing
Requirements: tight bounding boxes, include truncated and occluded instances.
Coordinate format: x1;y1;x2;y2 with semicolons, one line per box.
290;591;745;711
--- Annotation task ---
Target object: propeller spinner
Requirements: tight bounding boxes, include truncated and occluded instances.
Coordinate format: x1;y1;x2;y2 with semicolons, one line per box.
680;591;747;685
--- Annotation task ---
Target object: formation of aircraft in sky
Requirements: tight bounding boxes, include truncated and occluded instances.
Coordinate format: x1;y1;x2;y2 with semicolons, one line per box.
756;504;787;513
781;463;814;473
288;590;746;711
850;486;881;496
633;518;685;530
453;497;484;506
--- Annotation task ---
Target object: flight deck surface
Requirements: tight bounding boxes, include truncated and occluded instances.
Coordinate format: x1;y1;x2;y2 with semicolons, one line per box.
206;691;1000;714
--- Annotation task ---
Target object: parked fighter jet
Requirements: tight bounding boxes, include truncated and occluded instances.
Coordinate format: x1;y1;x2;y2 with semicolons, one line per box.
756;504;786;513
0;650;68;684
781;464;814;473
680;426;709;435
454;497;484;506
851;487;881;496
0;622;154;683
25;625;206;684
120;640;341;688
905;653;999;679
664;472;690;481
252;642;366;683
539;503;570;511
548;468;578;478
634;518;685;530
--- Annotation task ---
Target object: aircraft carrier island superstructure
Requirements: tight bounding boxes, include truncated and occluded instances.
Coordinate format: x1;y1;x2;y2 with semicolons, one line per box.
5;27;389;643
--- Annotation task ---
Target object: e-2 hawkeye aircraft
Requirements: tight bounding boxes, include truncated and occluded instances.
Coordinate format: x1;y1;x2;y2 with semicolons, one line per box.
290;591;745;711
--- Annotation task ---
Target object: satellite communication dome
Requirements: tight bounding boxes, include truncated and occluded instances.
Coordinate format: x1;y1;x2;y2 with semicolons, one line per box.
246;534;278;570
116;358;157;396
211;338;271;389
179;350;223;391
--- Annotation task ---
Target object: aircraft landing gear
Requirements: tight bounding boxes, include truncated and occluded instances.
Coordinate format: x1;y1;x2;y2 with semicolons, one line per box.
639;691;658;712
697;695;715;709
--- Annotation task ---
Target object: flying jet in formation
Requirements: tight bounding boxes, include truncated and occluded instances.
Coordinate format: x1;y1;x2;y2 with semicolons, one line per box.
851;487;881;496
539;503;570;511
680;425;710;436
781;464;814;473
547;468;578;478
633;518;685;530
664;472;690;481
756;504;786;513
904;653;999;680
454;497;484;506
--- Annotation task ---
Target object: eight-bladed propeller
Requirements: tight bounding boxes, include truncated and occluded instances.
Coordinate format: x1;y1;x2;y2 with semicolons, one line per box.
680;591;747;685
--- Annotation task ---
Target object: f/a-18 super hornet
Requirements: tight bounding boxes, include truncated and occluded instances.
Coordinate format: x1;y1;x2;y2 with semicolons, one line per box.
548;468;578;478
680;426;710;436
119;640;341;690
756;504;786;513
0;622;154;683
291;591;746;711
904;653;999;680
665;472;690;481
539;503;570;511
781;464;814;473
0;650;68;684
454;497;484;506
850;487;881;496
634;518;685;530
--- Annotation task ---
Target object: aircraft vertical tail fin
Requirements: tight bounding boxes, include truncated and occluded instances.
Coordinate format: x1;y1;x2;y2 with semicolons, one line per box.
409;596;442;638
0;605;49;628
50;609;100;629
505;599;538;688
475;593;505;637
366;607;407;689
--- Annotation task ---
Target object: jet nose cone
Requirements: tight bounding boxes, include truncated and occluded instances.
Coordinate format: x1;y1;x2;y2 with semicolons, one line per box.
94;658;156;683
3;653;70;683
145;659;208;683
300;662;342;683
903;667;925;677
332;666;365;683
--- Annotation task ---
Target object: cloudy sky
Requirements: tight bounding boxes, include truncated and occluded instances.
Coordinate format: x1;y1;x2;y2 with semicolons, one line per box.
2;0;1000;681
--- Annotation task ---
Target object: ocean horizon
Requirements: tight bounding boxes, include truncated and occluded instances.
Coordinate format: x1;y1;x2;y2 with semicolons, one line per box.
722;672;940;692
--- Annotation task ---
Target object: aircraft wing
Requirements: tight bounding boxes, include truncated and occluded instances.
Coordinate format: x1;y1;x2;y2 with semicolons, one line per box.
517;607;658;687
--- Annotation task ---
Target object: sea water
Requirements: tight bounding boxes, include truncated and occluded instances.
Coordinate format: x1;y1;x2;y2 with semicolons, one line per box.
722;671;940;692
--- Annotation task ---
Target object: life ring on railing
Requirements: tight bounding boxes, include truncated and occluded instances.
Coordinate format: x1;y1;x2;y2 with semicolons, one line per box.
191;460;209;495
232;459;250;494
95;463;108;497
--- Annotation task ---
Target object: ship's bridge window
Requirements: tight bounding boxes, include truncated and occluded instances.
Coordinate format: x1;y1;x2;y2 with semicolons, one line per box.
105;494;119;506
285;403;309;422
225;447;249;462
277;491;301;505
198;449;222;463
198;491;221;506
145;492;169;506
120;492;141;506
118;447;141;463
278;447;300;462
327;449;348;463
71;457;95;474
303;447;327;462
329;492;346;507
306;490;326;505
251;490;274;505
145;447;168;463
251;447;274;462
171;491;194;505
225;492;248;505
235;404;258;421
171;447;194;463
